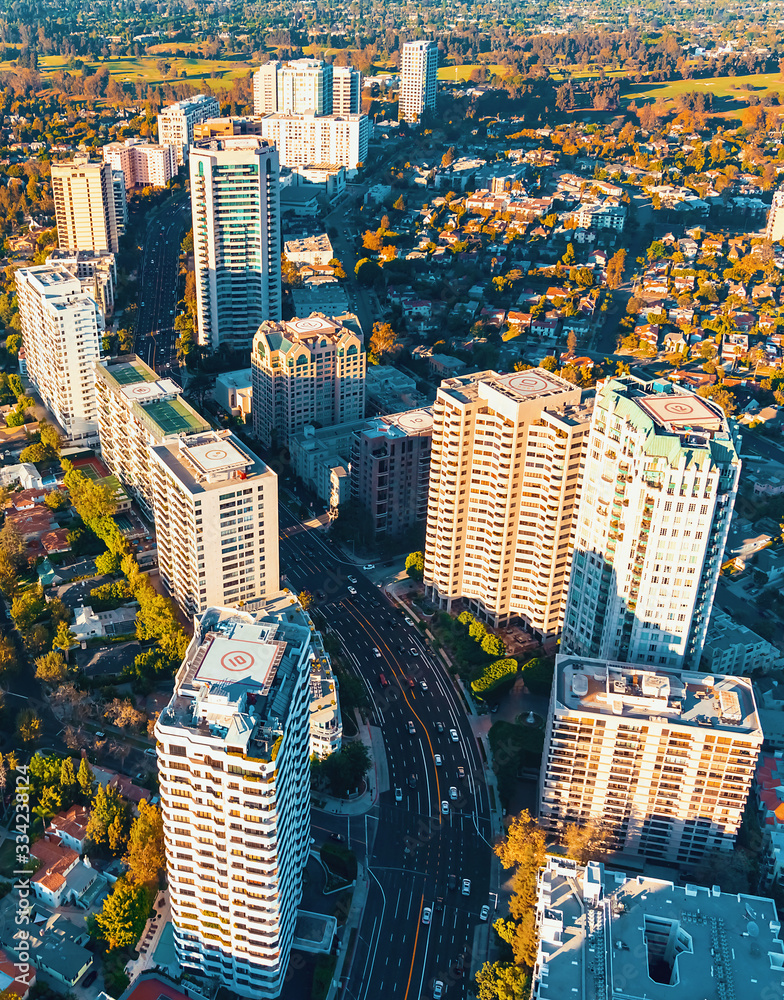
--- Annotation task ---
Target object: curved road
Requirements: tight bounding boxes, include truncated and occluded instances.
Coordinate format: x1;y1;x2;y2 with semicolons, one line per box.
278;502;495;998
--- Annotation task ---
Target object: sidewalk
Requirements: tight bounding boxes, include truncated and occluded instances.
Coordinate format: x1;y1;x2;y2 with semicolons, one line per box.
326;859;370;1000
313;718;388;817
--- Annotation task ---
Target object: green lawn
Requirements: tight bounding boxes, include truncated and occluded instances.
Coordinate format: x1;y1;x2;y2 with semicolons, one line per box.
622;72;784;104
437;63;511;81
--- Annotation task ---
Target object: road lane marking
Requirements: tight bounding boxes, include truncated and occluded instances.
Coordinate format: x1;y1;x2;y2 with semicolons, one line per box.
403;894;424;1000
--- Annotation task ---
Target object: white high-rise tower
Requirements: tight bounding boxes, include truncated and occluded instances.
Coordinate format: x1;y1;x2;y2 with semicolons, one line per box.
190;136;282;351
398;40;438;123
51;157;119;253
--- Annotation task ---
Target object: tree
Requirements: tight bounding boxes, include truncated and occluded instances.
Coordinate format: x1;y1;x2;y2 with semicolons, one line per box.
123;801;165;888
321;741;371;797
481;633;506;657
475;961;530;1000
566;330;578;356
441;147;455;168
697;384;737;416
53;621;76;654
405;551;424;581
60;756;77;804
539;356;558;372
35;650;68;685
0;636;18;679
32;785;61;830
362;229;383;253
43;489;68;511
393;195;405;211
369;321;399;361
78;757;95;799
95;549;123;576
606;249;626;288
298;591;313;611
561;243;575;267
17;708;42;744
87;784;130;852
563;819;611;863
91;877;151;950
104;698;145;730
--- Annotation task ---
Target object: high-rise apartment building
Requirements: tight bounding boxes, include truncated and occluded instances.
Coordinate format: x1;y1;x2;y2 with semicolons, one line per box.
253;61;281;115
252;314;365;448
332;66;362;115
150;429;280;616
94;355;210;518
156;602;311;998
190;137;282;351
398;40;438;123
351;408;433;538
16;266;104;443
278;58;332;115
766;188;784;242
423;370;592;634
561;376;741;669
102;139;177;189
257;112;369;171
111;170;127;237
157;94;221;165
51;157;119;253
539;654;762;864
46;249;116;318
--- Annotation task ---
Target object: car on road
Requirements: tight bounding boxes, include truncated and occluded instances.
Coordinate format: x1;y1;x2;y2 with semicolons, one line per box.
435;721;444;733
347;586;357;595
422;906;432;925
395;786;402;802
433;981;445;999
398;645;407;655
480;905;490;921
434;896;443;912
348;575;357;583
95;731;106;739
449;786;458;800
410;647;419;657
316;591;325;600
405;616;415;626
447;874;457;891
441;800;449;815
379;673;388;687
408;773;417;788
457;766;466;780
407;721;416;734
462;879;471;896
145;747;156;757
407;676;415;688
420;679;428;692
453;954;465;977
450;729;459;743
373;647;382;658
434;754;443;766
363;563;375;570
82;971;98;988
330;833;345;842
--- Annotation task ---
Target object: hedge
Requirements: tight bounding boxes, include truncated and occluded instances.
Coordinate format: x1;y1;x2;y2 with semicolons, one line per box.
471;657;518;696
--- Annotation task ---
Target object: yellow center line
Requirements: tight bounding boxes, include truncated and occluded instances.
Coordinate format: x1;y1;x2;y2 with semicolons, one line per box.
342;603;442;819
403;893;425;1000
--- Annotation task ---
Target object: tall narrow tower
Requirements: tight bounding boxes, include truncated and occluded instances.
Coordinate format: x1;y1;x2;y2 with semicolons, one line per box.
398;40;438;123
190;137;282;351
51;157;119;253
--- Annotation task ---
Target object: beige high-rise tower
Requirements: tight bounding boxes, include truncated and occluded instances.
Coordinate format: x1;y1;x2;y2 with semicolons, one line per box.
423;369;592;634
51;157;119;253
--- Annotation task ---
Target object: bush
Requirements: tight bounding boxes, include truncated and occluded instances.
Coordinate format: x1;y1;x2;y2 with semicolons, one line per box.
471;658;518;696
312;955;337;1000
320;842;357;882
521;657;554;697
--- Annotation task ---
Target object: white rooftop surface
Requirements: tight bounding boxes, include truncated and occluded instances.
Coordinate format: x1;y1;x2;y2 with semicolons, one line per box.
194;634;277;688
183;438;249;473
535;858;784;1000
120;378;181;402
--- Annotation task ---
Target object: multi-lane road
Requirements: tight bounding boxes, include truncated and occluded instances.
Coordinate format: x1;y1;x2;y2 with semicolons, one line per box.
278;497;496;998
134;199;190;374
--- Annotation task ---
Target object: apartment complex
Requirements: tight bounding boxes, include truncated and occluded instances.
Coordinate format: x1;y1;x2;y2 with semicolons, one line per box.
253;59;360;117
766;188;784;242
539;654;762;864
150;429;280;616
47;249;116;318
157;94;221;165
532;855;784;1000
112;169;127;237
51;157;119;254
190;137;282;351
258;112;369;171
252;314;366;447
102;139;177;189
423;370;592;634
351;408;433;538
561;377;741;669
156;603;311;998
16;266;104;443
94;355;210;517
398;40;438;123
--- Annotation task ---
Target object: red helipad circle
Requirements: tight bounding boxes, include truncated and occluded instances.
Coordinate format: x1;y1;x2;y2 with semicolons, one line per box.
662;401;696;414
221;650;255;672
130;385;154;395
204;448;229;461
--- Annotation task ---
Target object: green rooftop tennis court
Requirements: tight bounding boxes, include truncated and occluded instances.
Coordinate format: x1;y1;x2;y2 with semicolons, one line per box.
144;398;209;436
108;361;157;386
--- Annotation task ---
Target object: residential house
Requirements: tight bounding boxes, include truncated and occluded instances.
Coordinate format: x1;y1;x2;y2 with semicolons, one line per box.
46;805;90;854
0;911;92;988
30;835;102;909
0;947;35;999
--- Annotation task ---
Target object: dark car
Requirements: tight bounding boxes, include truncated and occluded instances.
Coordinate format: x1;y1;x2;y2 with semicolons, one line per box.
408;773;417;788
82;971;98;988
434;896;444;912
457;766;466;780
447;873;457;891
330;833;345;842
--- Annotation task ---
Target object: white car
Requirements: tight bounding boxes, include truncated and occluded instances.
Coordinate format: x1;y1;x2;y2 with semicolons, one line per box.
395;786;403;802
348;575;358;584
420;679;428;691
480;904;490;921
433;983;445;1000
405;616;415;626
434;754;443;766
449;786;458;801
373;648;382;658
422;906;432;925
348;586;357;595
363;563;375;570
450;729;459;743
441;800;449;815
410;647;419;657
462;879;471;896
